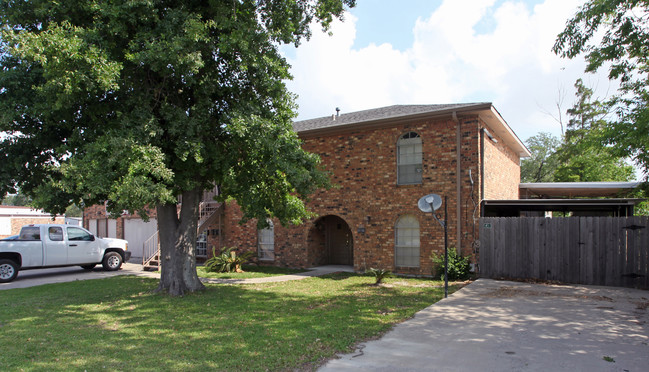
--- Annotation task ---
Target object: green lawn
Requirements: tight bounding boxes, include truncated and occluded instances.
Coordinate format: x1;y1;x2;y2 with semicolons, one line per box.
0;273;462;371
196;264;307;279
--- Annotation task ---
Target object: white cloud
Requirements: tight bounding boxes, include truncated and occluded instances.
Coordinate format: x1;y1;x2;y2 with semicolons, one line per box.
284;0;610;141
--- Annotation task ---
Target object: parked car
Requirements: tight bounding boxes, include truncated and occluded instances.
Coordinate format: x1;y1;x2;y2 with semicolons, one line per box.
0;224;130;283
1;235;18;240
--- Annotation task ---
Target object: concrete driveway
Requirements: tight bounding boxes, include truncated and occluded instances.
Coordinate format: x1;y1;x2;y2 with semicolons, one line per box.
320;279;649;372
0;262;155;290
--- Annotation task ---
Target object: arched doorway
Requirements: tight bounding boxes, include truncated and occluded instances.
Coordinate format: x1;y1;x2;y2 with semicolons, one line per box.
313;215;353;266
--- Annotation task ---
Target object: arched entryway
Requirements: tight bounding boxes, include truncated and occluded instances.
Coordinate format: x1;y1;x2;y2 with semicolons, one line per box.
310;215;353;266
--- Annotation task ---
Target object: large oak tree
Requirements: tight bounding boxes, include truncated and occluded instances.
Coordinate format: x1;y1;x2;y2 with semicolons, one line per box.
0;0;354;295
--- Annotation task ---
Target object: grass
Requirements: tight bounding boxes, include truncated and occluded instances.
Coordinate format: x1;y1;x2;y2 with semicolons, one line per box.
0;273;462;371
195;264;307;279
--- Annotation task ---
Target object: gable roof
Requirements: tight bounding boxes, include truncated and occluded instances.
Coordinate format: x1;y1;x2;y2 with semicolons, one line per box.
293;103;530;157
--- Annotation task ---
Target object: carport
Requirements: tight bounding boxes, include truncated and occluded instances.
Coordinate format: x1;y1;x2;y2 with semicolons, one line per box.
479;181;648;289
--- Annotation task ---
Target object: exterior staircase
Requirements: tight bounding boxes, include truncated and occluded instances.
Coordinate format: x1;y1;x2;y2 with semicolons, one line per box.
142;187;222;271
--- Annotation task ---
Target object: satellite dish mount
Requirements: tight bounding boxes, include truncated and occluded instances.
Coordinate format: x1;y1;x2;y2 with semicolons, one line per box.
417;193;449;298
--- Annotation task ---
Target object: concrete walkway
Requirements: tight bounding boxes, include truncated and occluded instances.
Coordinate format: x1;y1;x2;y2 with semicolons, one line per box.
318;278;649;372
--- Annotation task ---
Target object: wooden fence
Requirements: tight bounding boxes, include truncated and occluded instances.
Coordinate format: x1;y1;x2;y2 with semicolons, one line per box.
479;217;649;289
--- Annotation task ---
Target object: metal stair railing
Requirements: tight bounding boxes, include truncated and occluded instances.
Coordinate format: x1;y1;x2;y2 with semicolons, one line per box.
141;197;222;268
142;230;159;267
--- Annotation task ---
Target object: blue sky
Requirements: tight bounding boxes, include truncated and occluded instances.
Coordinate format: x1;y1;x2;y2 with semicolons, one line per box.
281;0;613;143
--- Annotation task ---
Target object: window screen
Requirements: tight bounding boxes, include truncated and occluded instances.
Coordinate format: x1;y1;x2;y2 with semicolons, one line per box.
397;132;422;184
258;220;274;261
395;215;420;267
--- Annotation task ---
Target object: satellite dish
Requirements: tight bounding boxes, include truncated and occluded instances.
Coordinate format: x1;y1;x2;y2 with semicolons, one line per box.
417;194;442;213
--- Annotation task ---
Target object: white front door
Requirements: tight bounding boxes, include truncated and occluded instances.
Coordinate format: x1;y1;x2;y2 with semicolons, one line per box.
123;218;157;260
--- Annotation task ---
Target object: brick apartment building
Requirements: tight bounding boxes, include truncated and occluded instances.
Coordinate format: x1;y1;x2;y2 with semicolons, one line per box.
84;103;530;276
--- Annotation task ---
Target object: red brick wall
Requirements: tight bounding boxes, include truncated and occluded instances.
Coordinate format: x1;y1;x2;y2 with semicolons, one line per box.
212;113;523;275
483;128;521;200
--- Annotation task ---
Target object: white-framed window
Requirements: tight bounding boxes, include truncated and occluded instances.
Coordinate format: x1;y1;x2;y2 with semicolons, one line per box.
395;215;420;267
258;220;274;261
397;132;423;184
196;232;208;258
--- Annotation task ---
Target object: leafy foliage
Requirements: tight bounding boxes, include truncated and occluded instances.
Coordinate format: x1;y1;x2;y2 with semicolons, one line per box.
524;79;635;185
520;133;561;183
0;0;351;220
553;0;649;180
431;247;471;281
365;268;392;285
1;194;31;207
553;79;635;183
204;247;255;273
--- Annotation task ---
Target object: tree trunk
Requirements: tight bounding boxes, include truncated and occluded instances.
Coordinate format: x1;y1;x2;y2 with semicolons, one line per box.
154;187;205;296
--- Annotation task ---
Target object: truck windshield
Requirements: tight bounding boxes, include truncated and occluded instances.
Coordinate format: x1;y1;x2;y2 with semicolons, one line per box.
19;227;41;240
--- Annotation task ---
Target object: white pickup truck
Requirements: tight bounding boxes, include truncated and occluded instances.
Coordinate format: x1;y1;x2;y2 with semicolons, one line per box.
0;224;130;283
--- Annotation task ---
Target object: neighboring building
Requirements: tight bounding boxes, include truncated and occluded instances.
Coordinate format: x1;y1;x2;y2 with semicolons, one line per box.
82;103;530;275
0;206;65;239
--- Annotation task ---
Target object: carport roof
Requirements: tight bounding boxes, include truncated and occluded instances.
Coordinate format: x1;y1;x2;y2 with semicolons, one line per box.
482;198;643;217
520;181;641;198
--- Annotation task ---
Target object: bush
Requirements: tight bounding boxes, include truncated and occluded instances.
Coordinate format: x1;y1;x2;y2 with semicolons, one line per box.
205;247;255;273
431;247;471;281
365;268;392;285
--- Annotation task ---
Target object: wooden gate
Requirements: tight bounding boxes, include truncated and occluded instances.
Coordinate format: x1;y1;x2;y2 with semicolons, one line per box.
479;217;649;289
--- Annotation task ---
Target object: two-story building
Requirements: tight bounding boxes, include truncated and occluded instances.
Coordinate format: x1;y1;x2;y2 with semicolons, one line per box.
84;103;529;275
206;103;529;275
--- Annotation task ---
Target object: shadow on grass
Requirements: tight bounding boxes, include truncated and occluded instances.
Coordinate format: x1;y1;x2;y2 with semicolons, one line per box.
0;274;448;371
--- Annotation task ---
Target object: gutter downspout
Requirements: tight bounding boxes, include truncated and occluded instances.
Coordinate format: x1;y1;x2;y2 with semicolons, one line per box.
453;111;462;256
480;128;485;217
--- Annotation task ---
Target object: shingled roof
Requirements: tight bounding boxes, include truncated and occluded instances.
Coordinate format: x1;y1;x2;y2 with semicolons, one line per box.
293;102;531;158
293;103;492;133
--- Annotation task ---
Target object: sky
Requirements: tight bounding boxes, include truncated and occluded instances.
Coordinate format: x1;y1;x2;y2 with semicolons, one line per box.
280;0;615;143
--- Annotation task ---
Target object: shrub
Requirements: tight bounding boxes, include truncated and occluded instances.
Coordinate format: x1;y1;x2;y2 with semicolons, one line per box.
205;247;255;273
431;247;471;281
366;268;392;285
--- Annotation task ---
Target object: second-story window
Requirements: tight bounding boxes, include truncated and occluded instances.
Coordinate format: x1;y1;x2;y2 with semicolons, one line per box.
397;132;422;184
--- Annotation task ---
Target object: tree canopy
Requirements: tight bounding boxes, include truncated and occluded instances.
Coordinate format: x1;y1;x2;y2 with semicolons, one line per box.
0;0;354;295
520;132;561;183
553;0;649;179
553;79;635;183
522;79;635;184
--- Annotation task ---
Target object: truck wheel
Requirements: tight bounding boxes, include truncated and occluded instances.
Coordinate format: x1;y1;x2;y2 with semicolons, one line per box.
102;252;123;271
0;259;18;283
80;264;96;270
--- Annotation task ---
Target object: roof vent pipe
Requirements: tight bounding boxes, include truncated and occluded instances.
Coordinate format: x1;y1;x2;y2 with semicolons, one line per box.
335;107;340;117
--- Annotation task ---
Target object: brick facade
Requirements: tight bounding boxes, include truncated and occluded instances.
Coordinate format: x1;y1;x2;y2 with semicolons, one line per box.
212;109;525;276
483;130;521;200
